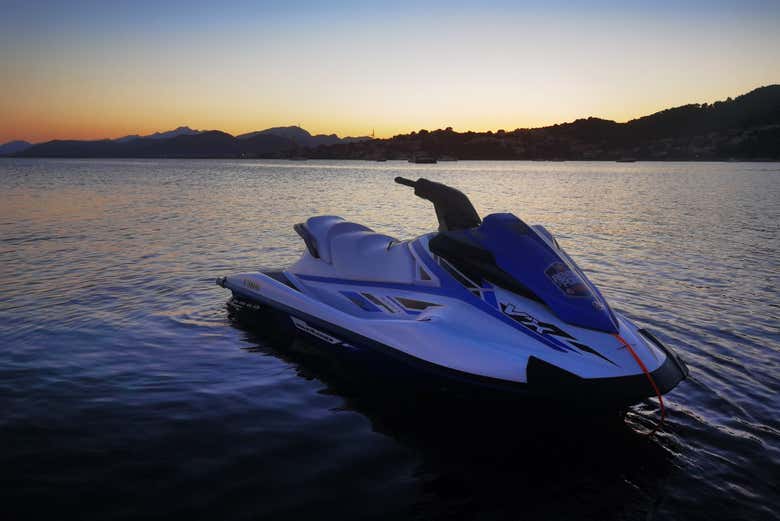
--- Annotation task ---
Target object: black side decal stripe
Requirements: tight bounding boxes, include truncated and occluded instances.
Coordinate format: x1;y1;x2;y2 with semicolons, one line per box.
569;341;618;366
265;271;300;291
362;293;395;313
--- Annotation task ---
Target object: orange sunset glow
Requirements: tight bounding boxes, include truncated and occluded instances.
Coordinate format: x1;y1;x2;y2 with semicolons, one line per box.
1;1;779;143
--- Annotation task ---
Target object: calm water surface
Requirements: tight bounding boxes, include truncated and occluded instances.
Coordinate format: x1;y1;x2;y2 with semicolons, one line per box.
1;159;778;520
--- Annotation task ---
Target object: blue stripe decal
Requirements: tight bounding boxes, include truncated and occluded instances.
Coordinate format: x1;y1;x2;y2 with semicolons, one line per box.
481;281;499;308
296;274;448;296
483;290;498;308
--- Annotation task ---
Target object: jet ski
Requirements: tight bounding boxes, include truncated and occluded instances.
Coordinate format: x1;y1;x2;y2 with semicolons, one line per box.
217;177;688;409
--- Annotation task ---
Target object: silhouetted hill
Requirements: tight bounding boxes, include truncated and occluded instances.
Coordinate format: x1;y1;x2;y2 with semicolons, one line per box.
237;125;369;148
17;139;123;158
237;125;310;142
626;85;780;140
9;85;779;160
239;133;296;157
133;131;239;158
0;140;32;155
14;131;239;158
311;85;780;160
13;125;362;158
115;126;202;143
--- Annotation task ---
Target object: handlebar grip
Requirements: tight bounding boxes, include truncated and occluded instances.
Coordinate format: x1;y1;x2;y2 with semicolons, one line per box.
394;176;416;188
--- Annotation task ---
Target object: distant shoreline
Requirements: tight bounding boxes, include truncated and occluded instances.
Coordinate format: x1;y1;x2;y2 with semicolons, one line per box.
2;156;778;163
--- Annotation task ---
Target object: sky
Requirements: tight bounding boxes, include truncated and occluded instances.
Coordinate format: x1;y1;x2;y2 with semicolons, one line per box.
1;0;779;143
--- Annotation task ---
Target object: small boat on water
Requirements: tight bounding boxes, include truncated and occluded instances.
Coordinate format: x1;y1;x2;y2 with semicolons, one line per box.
409;153;437;164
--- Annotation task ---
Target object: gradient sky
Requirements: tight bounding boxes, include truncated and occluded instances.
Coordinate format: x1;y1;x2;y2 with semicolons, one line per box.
1;0;779;143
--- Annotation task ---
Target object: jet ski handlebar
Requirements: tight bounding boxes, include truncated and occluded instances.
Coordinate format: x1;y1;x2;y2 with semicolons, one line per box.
394;176;417;188
394;177;481;232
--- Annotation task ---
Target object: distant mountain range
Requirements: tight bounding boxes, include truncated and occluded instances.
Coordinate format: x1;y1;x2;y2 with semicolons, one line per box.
3;85;779;160
114;126;202;143
4;126;372;159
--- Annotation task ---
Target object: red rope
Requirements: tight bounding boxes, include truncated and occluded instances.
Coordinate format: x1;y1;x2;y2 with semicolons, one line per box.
614;333;666;435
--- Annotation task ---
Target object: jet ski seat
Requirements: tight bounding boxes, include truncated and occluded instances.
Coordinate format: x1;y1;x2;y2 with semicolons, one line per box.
293;216;415;283
296;216;371;263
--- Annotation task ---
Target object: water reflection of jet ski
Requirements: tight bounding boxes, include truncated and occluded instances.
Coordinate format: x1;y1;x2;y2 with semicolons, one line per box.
217;177;688;409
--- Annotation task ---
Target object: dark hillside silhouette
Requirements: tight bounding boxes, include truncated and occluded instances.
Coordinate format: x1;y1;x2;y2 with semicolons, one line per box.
0;140;32;155
311;85;779;161
13;125;363;159
9;85;779;160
